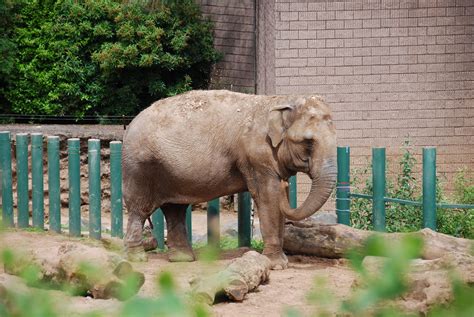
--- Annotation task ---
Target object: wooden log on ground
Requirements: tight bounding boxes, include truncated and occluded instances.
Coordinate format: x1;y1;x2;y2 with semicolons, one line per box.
3;241;144;300
283;220;473;261
190;251;271;305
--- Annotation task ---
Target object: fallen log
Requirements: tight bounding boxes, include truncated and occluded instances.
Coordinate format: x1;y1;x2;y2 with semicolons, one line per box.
283;220;473;260
3;240;144;300
189;251;271;305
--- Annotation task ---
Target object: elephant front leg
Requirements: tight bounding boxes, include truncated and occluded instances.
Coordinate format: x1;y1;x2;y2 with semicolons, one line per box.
249;177;289;270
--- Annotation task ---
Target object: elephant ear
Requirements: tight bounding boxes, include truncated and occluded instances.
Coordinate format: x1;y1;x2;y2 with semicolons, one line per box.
267;104;295;148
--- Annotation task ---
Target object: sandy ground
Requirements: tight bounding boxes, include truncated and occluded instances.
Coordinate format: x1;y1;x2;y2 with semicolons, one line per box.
0;211;356;317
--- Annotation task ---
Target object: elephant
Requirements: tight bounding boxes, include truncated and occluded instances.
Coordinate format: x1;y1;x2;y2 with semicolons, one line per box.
123;90;337;269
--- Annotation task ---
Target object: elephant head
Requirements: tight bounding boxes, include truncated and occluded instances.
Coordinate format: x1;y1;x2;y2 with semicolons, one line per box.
268;96;337;221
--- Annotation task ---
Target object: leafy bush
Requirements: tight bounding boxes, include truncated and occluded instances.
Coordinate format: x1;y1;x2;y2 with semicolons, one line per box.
350;146;473;239
3;0;220;118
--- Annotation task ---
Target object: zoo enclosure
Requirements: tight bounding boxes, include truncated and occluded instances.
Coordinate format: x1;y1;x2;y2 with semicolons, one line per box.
1;131;473;247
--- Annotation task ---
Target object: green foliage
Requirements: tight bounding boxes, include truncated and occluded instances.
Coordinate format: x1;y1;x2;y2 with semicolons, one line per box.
350;145;473;238
454;168;474;205
3;0;220;118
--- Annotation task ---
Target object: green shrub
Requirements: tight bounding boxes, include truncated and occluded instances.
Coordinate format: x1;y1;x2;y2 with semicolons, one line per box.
350;145;473;239
3;0;220;118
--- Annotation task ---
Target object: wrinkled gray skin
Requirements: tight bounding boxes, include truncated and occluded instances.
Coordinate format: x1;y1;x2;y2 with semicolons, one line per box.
123;90;337;269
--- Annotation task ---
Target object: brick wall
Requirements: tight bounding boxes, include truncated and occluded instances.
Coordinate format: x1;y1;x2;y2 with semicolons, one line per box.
271;0;474;204
197;0;256;93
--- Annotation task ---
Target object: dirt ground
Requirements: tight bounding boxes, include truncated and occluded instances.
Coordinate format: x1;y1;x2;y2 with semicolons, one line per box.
0;210;356;317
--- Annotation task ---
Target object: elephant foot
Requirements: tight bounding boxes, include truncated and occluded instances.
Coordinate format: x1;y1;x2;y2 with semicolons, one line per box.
126;245;148;262
143;237;158;252
263;250;288;270
168;248;195;262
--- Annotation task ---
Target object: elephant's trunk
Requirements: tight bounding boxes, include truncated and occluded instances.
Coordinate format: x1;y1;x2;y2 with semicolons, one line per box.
280;158;337;221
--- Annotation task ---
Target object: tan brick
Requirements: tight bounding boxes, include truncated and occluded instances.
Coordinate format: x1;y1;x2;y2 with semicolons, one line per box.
317;29;336;39
437;16;456;25
408;45;428;54
290;21;308;30
335;29;354;38
446;25;465;34
428;7;447;16
307;58;326;66
427;26;446;35
344;19;363;29
381;37;399;46
326;39;344;48
316;11;335;20
336;10;354;20
390;27;409;36
280;11;299;21
289;58;308;67
418;17;438;26
308;2;326;11
307;20;326;30
354;10;372;19
427;44;446;53
326;20;344;29
381;55;400;64
363;19;381;28
298;30;317;39
418;35;436;45
390;64;409;73
399;18;419;27
391;9;409;18
345;38;363;47
335;48;355;57
353;66;372;75
307;39;325;48
372;9;391;19
372;28;390;37
289;39;308;49
344;56;363;66
363;37;382;46
363;56;381;65
399;36;418;45
289;2;307;11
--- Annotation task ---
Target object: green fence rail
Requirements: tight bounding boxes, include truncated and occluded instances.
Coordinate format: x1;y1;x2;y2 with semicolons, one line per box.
1;132;291;249
335;146;474;230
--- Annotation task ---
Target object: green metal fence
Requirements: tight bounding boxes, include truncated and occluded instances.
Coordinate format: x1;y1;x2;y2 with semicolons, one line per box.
335;146;474;231
0;131;299;249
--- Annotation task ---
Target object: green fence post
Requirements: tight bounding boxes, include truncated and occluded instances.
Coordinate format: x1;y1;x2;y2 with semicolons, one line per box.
186;205;192;244
372;147;386;231
238;192;252;247
0;131;14;227
68;138;81;237
31;133;44;230
88;139;101;240
16;133;29;228
152;209;165;250
289;175;297;208
336;146;351;225
110;141;123;238
207;198;220;246
423;147;437;230
48;136;61;233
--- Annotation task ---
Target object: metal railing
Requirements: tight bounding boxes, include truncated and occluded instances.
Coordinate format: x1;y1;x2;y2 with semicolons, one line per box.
336;146;474;231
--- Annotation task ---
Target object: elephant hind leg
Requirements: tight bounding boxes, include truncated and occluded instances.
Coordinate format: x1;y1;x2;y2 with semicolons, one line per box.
161;204;195;262
124;208;149;262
